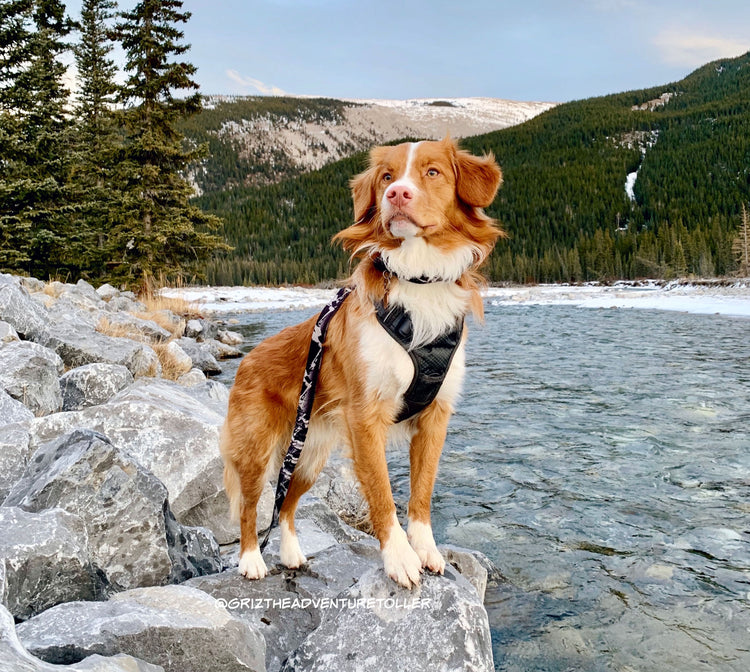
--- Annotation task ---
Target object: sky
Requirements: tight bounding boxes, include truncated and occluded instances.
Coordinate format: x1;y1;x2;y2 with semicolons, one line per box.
64;0;750;103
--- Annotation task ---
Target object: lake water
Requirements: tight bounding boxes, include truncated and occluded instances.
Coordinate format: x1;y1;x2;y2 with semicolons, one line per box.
216;303;750;672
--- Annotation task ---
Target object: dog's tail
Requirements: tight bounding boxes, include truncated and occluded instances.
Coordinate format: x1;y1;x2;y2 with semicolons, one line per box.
219;422;243;523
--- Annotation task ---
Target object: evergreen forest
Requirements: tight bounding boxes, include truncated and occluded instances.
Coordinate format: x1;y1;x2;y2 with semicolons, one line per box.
195;52;750;286
0;0;226;288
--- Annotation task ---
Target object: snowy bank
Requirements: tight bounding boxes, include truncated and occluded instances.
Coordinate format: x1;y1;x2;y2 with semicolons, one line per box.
163;280;750;319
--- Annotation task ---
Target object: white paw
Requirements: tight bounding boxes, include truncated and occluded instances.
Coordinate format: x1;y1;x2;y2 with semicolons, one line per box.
279;519;307;569
408;520;446;575
238;547;268;580
382;521;422;589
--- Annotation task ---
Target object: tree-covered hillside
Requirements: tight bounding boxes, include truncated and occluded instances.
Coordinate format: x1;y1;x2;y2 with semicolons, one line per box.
198;53;750;285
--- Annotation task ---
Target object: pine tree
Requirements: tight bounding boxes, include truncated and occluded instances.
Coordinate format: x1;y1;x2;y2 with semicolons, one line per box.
0;0;75;278
733;203;750;277
109;0;226;288
70;0;121;279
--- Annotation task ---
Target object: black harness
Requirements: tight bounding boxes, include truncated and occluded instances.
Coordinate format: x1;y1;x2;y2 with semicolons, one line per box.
375;301;463;423
259;262;463;550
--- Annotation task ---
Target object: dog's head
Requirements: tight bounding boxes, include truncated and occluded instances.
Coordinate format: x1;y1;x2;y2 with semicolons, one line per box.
334;137;504;274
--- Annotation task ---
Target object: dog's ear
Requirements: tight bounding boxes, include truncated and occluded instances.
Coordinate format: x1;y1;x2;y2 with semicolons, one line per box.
332;161;379;255
452;145;503;208
350;166;378;225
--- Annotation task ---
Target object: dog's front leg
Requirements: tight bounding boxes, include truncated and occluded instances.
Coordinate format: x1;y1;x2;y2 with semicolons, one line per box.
349;406;422;589
407;399;452;575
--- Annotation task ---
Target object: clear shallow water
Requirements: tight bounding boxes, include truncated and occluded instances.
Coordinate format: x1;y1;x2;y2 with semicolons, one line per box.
217;304;750;671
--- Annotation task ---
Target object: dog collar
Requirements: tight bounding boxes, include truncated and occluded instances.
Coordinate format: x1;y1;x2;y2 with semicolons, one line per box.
372;255;445;285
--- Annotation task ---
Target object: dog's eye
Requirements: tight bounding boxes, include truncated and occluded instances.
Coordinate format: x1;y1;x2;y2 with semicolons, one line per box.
382;173;392;182
427;168;440;177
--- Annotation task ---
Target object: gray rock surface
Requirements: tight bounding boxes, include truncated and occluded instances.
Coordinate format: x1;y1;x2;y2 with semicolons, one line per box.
0;422;33;500
0;320;19;343
1;604;165;672
0;274;50;342
0;388;34;425
27;381;233;542
43;321;159;377
4;429;220;593
175;337;221;374
0;507;96;620
16;585;265;672
95;311;172;343
192;497;494;672
0;341;63;415
59;363;134;411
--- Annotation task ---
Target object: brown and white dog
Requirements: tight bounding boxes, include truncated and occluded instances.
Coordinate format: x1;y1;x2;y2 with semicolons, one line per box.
221;137;503;588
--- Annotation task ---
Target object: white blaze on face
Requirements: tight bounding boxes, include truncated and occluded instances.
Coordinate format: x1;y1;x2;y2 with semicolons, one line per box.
383;142;422;239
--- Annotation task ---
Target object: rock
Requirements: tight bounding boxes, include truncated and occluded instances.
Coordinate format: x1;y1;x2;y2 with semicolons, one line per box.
204;338;243;360
17;276;45;293
1;604;166;672
4;429;220;593
184;319;203;338
28;380;233;543
95;283;120;301
176;368;207;387
59;364;134;411
217;328;244;346
441;545;490;601
103;295;146;313
282;565;493;672
0;341;63;416
0;422;32;500
0;319;19;343
43;321;160;377
0;389;34;425
161;340;193;374
175;338;221;374
16;585;266;672
96;312;172;343
184;318;219;341
0;274;50;342
0;507;96;620
191;497;494;672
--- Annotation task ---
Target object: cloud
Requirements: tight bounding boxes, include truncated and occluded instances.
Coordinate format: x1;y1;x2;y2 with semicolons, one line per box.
653;30;749;67
226;70;287;95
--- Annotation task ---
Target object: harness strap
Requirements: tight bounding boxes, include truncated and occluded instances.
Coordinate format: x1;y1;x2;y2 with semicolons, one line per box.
259;285;353;552
375;302;464;423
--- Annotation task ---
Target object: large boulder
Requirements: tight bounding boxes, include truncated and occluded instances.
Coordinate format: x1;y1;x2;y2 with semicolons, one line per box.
0;422;33;501
28;380;235;543
16;585;266;672
0;604;165;672
4;429;221;594
281;564;493;672
95;312;172;344
0;274;50;343
0;507;96;620
59;363;134;411
190;497;494;672
0;341;63;416
42;321;160;378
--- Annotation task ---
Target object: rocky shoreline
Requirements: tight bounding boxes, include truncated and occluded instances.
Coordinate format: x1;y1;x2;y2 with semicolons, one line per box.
0;273;497;672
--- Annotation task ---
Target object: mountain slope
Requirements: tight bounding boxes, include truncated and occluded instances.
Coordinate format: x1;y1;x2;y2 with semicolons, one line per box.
180;96;555;192
198;52;750;285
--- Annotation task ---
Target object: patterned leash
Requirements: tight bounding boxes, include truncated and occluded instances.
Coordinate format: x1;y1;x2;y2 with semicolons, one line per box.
259;285;353;552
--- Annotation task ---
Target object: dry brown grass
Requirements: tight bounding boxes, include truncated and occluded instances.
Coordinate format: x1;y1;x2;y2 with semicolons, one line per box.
151;342;193;380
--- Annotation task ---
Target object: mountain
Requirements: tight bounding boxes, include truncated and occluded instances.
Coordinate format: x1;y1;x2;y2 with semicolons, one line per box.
179;96;555;193
195;52;750;285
